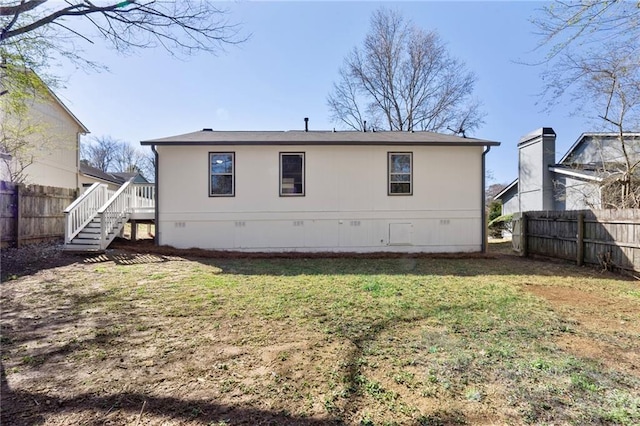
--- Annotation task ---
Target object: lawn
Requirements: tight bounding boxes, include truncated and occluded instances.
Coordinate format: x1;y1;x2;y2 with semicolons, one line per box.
1;243;639;425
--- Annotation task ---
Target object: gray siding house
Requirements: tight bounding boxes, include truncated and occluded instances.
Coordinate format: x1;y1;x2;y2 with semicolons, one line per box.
494;128;640;213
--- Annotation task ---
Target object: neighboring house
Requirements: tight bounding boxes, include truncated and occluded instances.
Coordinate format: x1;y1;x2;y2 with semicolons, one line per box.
0;71;89;190
494;127;640;214
141;128;499;253
79;163;149;191
0;151;11;181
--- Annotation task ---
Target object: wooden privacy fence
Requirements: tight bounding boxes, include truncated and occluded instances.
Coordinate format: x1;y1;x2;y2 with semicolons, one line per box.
1;181;77;248
513;210;640;273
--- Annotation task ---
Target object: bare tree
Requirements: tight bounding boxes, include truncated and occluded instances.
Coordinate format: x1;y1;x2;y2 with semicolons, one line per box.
112;141;145;174
0;1;245;101
81;135;118;172
81;136;155;181
327;8;483;134
533;1;640;208
0;1;244;53
532;1;638;61
138;147;155;182
1;2;243;183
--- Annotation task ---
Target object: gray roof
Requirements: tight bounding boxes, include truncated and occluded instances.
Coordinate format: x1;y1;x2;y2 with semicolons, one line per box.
80;164;148;185
493;179;518;201
141;129;500;146
494;163;605;202
80;163;123;184
558;132;640;165
112;172;149;183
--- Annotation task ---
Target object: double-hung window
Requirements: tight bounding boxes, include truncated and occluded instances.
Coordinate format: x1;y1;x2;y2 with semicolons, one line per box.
280;152;305;196
209;152;235;196
388;152;412;195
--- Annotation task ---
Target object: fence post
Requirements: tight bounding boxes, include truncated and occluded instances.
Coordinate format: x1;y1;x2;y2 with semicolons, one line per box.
521;213;528;257
576;213;584;266
15;184;23;248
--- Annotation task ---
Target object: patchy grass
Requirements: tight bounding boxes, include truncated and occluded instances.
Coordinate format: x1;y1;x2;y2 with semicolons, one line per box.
1;244;639;425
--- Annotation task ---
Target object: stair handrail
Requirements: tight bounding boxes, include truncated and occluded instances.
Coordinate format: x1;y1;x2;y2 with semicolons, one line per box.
64;183;109;243
97;178;135;249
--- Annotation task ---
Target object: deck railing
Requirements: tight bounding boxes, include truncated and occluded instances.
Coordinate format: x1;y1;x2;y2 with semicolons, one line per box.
64;180;156;248
97;179;135;248
132;183;155;214
64;183;110;243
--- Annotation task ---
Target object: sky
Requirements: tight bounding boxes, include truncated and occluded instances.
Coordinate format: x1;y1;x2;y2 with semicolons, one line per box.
54;1;594;185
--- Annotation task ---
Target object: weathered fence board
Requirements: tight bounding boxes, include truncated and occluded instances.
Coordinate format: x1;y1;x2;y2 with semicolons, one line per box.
0;181;17;246
513;209;640;273
0;181;76;247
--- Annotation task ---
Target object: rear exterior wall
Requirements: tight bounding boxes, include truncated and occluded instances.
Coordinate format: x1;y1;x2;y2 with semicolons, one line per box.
157;144;484;252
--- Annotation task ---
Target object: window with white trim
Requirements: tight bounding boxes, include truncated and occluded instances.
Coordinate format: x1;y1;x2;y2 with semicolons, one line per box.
209;152;234;196
388;152;412;195
280;152;305;196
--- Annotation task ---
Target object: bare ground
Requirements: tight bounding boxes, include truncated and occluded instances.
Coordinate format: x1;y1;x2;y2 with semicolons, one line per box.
1;239;639;425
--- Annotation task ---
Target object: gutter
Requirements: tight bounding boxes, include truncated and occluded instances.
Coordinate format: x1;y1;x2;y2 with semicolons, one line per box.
152;145;159;246
481;146;492;253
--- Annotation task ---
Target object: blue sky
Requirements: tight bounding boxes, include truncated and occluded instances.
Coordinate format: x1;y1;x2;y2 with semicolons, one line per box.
56;1;592;185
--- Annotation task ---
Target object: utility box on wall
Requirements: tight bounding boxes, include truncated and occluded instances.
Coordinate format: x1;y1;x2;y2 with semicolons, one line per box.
389;222;412;245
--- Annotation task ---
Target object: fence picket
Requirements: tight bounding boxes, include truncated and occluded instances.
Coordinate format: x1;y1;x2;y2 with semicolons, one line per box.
1;182;77;247
513;209;640;273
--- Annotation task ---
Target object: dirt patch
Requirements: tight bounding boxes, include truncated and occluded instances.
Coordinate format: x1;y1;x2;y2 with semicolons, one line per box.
523;284;640;378
556;334;640;377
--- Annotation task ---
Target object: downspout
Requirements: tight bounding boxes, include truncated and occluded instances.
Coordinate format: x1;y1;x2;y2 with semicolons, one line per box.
152;144;159;246
76;132;80;193
481;145;492;253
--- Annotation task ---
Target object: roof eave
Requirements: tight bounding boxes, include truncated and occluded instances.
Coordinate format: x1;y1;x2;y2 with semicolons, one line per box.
36;74;90;134
548;166;603;182
141;139;500;147
493;178;518;201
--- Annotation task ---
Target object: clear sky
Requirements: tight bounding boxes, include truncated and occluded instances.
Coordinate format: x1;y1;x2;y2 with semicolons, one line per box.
55;1;593;186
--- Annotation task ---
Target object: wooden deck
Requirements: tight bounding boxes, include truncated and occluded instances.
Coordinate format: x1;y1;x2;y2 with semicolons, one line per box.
63;181;155;252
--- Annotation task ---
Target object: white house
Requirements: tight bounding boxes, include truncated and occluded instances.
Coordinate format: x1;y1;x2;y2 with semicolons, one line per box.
495;127;640;213
0;71;89;190
141;128;499;253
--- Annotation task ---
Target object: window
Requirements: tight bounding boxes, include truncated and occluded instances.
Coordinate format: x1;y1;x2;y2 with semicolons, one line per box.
388;152;412;195
209;152;234;196
280;152;305;196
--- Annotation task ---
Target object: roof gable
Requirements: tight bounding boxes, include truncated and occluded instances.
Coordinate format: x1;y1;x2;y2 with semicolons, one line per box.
493;179;518;201
2;69;90;134
559;133;640;167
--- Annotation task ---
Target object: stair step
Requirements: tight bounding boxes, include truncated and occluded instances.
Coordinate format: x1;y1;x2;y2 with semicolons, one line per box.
78;229;101;236
63;243;103;252
74;236;101;243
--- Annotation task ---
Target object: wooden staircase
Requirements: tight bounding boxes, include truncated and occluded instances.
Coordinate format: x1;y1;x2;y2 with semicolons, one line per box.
63;180;154;252
64;215;130;252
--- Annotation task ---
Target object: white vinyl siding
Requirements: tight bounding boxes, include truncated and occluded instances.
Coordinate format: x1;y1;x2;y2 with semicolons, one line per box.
157;144;484;253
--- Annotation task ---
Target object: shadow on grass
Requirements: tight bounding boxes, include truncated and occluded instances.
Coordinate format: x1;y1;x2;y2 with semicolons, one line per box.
0;284;334;425
0;264;475;425
3;238;628;282
102;238;622;280
1;371;337;425
0;242;80;282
